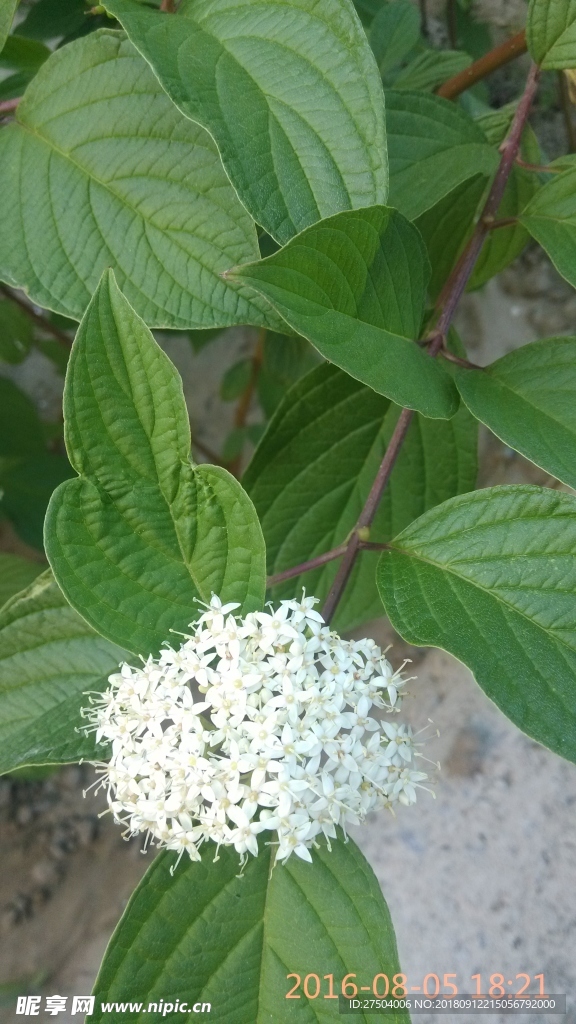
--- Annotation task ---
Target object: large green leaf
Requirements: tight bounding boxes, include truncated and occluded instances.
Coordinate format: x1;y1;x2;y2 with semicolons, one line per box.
527;0;576;69
386;90;498;221
369;1;420;75
377;486;576;763
102;0;388;246
0;553;43;608
92;839;408;1024
521;166;576;290
244;362;477;632
45;271;266;658
0;0;18;52
0;30;282;331
0;571;124;775
453;337;576;490
230;207;459;419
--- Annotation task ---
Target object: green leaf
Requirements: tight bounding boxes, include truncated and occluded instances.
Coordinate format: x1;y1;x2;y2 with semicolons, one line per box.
0;298;33;364
377;485;576;764
453;336;576;490
45;271;266;658
220;359;252;402
229;207;459;419
392;49;471;93
0;570;124;774
369;1;420;75
527;0;576;69
244;362;477;632
0;378;45;457
520;166;576;291
0;30;282;331
0;453;74;550
0;0;18;52
0;553;43;608
91;839;409;1024
101;0;388;245
386;90;498;220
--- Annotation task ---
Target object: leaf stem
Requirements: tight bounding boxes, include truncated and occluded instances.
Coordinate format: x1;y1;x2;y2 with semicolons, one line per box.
439;349;482;369
437;29;527;100
0;285;73;349
320;61;540;624
515;157;561;174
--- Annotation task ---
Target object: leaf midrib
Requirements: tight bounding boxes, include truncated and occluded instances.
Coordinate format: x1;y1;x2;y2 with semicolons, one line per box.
388;542;576;656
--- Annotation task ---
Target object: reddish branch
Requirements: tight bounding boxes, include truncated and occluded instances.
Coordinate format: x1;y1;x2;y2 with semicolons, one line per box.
318;63;541;624
437;29;527;100
0;284;73;349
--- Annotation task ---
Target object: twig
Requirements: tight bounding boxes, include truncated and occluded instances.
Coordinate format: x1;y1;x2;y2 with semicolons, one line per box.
267;544;349;588
160;0;176;10
437;29;527;100
267;541;392;588
0;97;21;116
485;216;518;230
0;285;73;349
228;328;265;476
440;349;482;369
558;71;576;154
320;62;540;624
515;157;561;173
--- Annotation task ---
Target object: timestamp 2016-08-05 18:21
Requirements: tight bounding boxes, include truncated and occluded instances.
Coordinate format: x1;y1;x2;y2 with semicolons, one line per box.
284;972;548;1000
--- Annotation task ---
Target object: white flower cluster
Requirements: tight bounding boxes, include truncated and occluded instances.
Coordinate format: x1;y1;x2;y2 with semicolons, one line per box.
85;594;429;867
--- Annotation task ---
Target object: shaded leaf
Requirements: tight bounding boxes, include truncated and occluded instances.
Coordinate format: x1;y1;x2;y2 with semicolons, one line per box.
0;30;282;331
392;49;471;92
220;359;252;402
386;89;498;220
0;298;33;364
415;173;488;300
102;0;388;245
17;0;89;40
369;1;420;75
0;453;74;550
0;378;45;457
92;838;409;1024
0;35;50;73
0;571;124;774
377;485;576;764
45;271;266;657
230;207;459;419
257;332;320;418
453;336;576;490
0;553;43;608
468;166;538;290
244;362;477;632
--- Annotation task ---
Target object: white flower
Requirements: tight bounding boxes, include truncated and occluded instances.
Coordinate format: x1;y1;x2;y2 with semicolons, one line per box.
84;593;430;866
